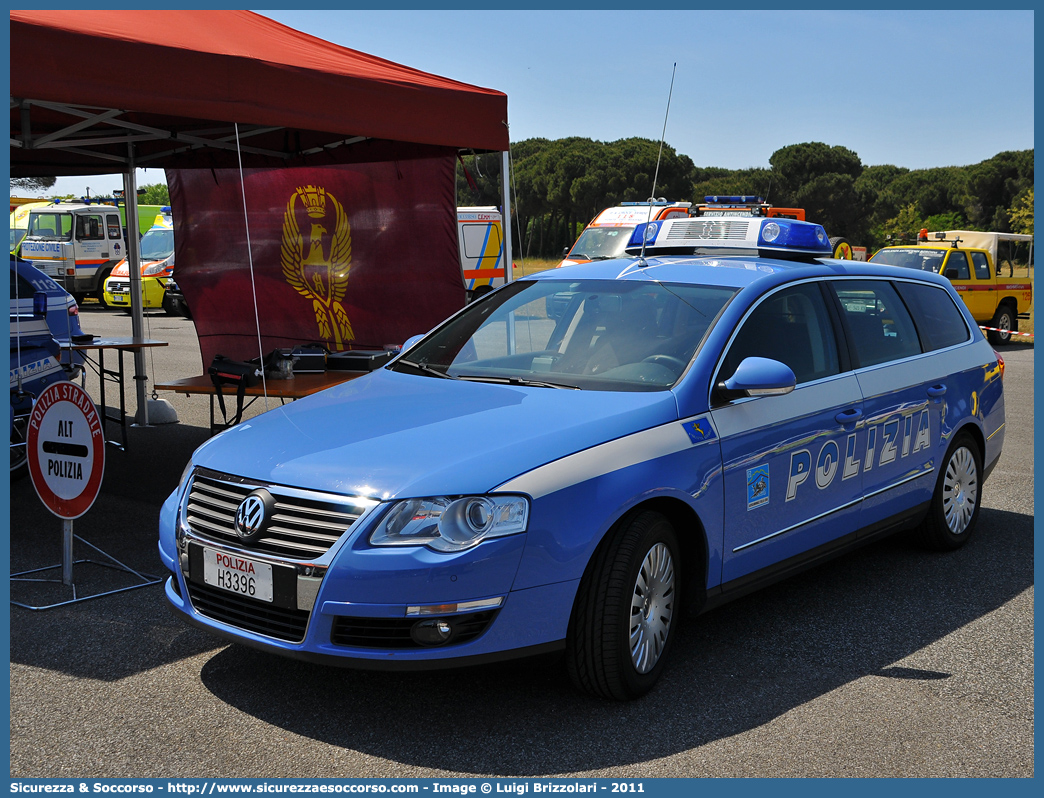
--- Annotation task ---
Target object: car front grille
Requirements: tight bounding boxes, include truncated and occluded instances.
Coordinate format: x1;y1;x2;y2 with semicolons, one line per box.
187;580;309;642
330;611;498;649
107;281;129;292
185;469;370;560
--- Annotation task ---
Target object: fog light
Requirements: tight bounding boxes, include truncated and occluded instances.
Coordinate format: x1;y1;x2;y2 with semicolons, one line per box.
411;618;453;646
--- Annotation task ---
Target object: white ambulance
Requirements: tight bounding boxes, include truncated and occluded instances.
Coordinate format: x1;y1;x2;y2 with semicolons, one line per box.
558;200;692;267
458;206;510;300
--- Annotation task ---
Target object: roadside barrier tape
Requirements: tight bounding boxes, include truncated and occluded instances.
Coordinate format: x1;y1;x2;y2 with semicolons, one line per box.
978;325;1035;339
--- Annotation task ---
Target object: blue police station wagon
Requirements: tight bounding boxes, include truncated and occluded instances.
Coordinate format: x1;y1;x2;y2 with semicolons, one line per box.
158;214;1005;699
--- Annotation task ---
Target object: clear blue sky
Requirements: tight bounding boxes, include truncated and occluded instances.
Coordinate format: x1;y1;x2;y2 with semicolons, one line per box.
45;9;1034;198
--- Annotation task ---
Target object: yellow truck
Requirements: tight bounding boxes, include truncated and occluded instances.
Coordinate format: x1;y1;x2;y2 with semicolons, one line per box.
869;233;1032;344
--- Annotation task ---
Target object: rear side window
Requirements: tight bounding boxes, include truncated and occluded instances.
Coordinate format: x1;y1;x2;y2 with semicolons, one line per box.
721;282;840;385
831;281;922;368
894;281;971;351
970;251;991;280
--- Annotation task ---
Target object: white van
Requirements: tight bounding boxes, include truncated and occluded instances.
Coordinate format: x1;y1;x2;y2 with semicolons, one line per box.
20;202;127;305
458;206;509;300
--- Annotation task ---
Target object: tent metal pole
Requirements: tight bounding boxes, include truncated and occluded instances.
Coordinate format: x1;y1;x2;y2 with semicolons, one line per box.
502;150;513;284
123;144;148;426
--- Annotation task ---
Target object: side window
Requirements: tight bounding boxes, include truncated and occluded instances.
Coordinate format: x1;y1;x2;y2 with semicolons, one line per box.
107;214;122;240
944;251;970;280
9;270;37;300
720;282;840;385
970;251;991;280
75;214;104;241
831;280;922;368
461;223;502;264
894;281;971;352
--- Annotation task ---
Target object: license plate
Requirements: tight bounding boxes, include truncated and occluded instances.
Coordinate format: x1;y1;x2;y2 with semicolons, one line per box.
203;547;273;602
113;295;127;303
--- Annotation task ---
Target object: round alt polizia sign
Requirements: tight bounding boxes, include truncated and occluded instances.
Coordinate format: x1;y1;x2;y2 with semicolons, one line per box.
27;381;106;519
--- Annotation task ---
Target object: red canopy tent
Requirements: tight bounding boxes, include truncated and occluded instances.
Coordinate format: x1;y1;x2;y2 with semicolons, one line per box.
10;10;512;421
10;10;509;174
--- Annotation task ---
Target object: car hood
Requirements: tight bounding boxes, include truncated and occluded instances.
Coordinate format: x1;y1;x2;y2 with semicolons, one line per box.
191;367;679;500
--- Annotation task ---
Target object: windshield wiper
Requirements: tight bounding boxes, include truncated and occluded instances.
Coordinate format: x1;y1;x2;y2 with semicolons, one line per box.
457;375;579;390
396;359;457;380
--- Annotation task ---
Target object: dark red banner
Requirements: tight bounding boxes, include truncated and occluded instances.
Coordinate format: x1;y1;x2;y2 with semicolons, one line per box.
168;152;463;367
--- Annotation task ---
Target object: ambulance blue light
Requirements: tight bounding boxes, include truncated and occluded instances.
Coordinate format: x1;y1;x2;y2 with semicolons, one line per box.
757;219;831;253
705;196;763;204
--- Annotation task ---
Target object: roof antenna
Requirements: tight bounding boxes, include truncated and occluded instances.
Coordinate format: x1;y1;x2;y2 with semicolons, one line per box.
638;62;677;268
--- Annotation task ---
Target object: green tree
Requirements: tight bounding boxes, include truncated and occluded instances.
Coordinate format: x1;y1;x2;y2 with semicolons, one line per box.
769;142;863;200
138;183;170;205
11;176;56;194
767;142;866;239
1009;187;1033;235
877;204;924;243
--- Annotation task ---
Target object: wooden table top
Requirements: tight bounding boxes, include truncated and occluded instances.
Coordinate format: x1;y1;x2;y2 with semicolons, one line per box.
155;370;362;398
62;337;169;351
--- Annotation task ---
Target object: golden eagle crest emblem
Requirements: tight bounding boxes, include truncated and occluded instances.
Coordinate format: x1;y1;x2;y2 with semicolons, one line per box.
281;185;354;348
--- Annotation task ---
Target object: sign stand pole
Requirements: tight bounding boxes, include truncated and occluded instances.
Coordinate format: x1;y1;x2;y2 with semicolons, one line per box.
62;519;74;585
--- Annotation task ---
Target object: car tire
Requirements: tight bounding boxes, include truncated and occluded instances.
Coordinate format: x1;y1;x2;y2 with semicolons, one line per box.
95;269;113;308
829;236;853;259
566;510;681;700
987;304;1015;345
162;291;179;316
915;431;982;551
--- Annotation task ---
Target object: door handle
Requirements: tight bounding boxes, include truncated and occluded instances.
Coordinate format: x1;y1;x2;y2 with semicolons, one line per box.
927;384;947;398
835;408;862;425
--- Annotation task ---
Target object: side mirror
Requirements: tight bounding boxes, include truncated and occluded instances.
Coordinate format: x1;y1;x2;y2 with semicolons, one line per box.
562;247;570;256
717;357;796;401
401;334;424;353
944;268;959;280
32;291;48;318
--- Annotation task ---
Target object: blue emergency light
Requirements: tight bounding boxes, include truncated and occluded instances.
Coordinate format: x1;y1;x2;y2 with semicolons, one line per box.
626;217;831;257
704;195;763;204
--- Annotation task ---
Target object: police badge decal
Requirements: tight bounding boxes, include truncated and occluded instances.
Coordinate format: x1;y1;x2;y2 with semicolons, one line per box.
281;185;354;348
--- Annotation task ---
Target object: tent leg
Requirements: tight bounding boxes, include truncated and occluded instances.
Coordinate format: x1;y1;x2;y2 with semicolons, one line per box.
502;150;513;284
124;147;148;427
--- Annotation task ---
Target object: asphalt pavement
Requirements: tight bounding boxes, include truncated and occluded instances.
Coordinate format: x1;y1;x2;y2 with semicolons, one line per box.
8;304;1034;777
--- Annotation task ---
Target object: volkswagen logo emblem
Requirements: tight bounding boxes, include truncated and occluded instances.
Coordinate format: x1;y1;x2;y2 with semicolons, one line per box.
234;489;274;543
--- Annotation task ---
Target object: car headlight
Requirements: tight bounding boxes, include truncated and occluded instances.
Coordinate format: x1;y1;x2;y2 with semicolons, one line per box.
369;495;529;552
143;261;171;276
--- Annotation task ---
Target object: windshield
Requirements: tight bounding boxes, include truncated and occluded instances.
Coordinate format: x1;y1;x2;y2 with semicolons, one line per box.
566;227;635;260
869;247;946;273
140;228;174;260
27;212;73;241
392;279;736;391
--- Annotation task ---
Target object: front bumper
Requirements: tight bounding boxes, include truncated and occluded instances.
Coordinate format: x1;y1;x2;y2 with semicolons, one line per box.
104;276;167;309
159;479;576;667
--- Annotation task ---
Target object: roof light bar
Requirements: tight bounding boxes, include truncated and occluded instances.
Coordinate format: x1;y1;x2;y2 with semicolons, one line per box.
704;195;764;204
625;217;831;256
